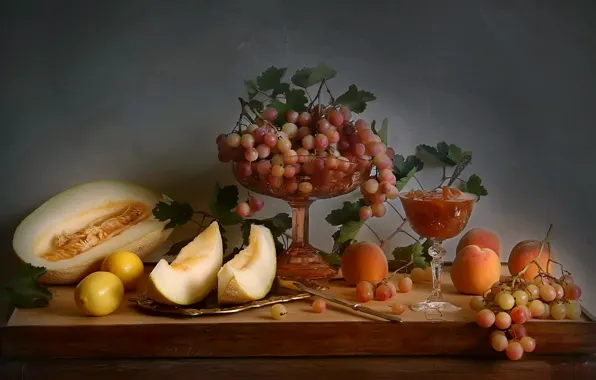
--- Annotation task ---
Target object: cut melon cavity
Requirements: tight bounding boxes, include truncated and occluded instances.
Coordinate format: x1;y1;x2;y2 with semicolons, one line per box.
217;224;277;305
12;180;172;285
146;221;223;306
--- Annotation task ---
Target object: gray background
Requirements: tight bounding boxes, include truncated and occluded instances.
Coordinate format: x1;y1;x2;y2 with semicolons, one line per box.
2;0;595;319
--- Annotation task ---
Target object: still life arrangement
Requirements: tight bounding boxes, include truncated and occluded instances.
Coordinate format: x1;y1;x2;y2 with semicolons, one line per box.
2;64;587;362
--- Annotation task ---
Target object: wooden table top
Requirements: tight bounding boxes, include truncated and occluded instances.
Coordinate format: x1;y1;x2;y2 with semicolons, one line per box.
2;265;595;359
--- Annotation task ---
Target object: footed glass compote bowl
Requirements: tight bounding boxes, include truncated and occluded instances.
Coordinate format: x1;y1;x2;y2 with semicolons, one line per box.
399;187;477;313
233;154;373;280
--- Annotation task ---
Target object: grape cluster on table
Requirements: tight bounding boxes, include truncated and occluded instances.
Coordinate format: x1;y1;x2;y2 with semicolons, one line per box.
472;274;583;360
216;105;399;218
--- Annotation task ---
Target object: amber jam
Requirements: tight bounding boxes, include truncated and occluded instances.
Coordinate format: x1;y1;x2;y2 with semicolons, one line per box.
399;187;477;240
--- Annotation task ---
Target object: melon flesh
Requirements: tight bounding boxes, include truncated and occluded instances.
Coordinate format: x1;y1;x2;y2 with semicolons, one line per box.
217;224;277;305
12;180;172;284
146;221;223;305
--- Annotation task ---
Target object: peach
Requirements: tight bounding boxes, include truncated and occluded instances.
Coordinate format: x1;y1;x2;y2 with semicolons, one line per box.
341;241;388;286
451;245;501;295
456;228;502;257
508;240;553;281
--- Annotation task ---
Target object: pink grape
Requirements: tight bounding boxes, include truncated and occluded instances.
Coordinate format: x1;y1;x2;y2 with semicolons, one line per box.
526;284;540;300
509;324;526;340
285;181;298;194
256;144;270;159
342;123;355;136
378;169;394;182
327;129;340;143
539;285;556;302
366;141;386;157
285;110;299;124
339;105;352;122
491;333;509;352
317;119;331;134
551;303;567;320
298;182;313;193
337;139;351;152
476;309;495;328
235;202;250;217
297;112;312;126
356;281;374;302
371;203;386;217
248;197;264;212
300;161;313;175
374;284;393;301
240;133;255;149
327;109;344;127
237;162;252;177
281;123;298;138
565;284;582;300
314;134;329;150
560;274;574;285
506;341;524;360
553;284;565;300
277;138;292;153
244;148;258;162
528;300;545;317
283;165;296;178
302;135;314;150
391;303;406;315
271;164;284;177
359;206;373;220
363;179;379;194
379;181;392;194
520;336;536;353
495;311;512;329
264;133;277;147
252;127;266;143
326;156;339;169
256;160;272;175
386;186;399;199
296;126;311;140
565;301;582;320
283;149;298;165
510;306;528;324
337;157;351;171
352;143;366;156
226;133;241;148
312;298;327;313
386;147;395;158
397;277;413;293
359;129;374;143
355;119;369;131
262;108;278;121
271;154;284;166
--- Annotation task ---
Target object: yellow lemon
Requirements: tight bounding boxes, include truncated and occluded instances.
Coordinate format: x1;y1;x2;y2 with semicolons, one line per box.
101;250;145;290
74;272;124;316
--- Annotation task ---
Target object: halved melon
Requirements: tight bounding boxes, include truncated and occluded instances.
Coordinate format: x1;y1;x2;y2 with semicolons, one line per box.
12;180;173;285
146;221;223;305
217;224;277;305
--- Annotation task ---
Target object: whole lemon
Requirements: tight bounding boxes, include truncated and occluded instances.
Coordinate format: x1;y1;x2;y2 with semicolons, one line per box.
101;250;145;290
74;272;124;317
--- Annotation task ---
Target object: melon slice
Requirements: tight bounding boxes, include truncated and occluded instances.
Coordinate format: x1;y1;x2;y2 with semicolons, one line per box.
217;224;277;305
146;221;223;306
12;180;172;285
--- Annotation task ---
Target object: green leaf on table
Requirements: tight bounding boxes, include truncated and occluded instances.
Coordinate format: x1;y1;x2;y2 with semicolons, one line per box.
2;263;53;308
416;142;465;167
325;199;366;226
257;66;287;91
245;79;258;99
209;183;242;226
153;196;194;229
334;85;376;113
393;154;424;190
462;174;488;198
284;89;308;112
291;64;337;88
392;242;429;269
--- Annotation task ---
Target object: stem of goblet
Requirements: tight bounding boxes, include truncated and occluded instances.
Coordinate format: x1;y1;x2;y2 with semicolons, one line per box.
429;239;446;301
288;200;312;248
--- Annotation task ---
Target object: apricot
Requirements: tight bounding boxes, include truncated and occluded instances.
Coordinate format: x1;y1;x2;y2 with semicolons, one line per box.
341;241;388;286
456;228;502;257
508;240;553;281
451;245;501;295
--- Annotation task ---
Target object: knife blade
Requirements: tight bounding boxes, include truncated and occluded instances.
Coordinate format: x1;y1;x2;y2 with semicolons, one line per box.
282;279;402;322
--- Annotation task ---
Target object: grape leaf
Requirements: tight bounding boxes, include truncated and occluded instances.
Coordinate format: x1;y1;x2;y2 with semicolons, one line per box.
2;263;53;308
241;213;292;245
209;183;243;226
153;196;194;229
284;89;308;113
291;64;337;88
335;85;377;113
336;220;365;244
248;99;264;112
372;118;388;145
393;154;423;190
219;224;228;254
325;199;366;226
267;99;292;126
462;174;488;197
271;83;291;99
256;66;287;91
245;79;258;99
416;142;465;167
392;242;429;269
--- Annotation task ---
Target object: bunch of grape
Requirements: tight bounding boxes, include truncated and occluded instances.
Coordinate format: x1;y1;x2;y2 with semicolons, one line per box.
472;274;583;360
235;196;264;217
216;104;399;220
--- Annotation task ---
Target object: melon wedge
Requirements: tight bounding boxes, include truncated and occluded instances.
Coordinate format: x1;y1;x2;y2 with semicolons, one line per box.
217;224;277;305
146;221;223;306
12;180;172;285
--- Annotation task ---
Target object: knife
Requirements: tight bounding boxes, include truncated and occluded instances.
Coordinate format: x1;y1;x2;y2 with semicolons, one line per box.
279;279;402;323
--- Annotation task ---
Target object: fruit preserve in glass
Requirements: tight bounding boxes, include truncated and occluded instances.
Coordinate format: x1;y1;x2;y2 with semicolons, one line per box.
399;187;477;312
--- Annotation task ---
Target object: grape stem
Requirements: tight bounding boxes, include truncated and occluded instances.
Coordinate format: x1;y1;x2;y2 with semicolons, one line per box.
380;259;414;285
446;154;472;187
238;97;257;124
308;79;327;110
324;82;335;104
379;219;408;249
364;222;382;243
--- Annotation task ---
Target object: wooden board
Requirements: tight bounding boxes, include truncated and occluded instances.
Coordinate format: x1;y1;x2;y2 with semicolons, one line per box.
2;265;595;359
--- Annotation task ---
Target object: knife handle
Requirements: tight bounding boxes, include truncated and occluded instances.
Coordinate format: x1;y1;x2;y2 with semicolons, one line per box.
353;304;402;322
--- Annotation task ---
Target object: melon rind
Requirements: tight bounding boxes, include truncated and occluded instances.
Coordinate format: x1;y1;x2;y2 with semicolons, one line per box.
12;180;172;285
